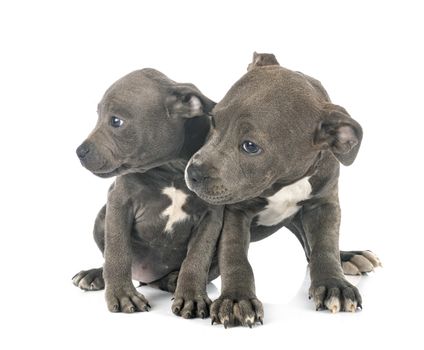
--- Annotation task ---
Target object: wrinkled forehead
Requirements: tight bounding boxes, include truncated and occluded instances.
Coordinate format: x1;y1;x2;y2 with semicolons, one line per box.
99;76;163;118
212;101;280;132
213;68;320;134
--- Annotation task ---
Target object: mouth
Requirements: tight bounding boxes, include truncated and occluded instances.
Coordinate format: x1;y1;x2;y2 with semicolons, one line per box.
91;164;131;178
199;193;234;205
184;163;235;204
190;188;234;205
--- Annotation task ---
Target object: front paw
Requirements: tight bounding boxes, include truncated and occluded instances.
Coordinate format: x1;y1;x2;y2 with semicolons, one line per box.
105;284;151;313
309;277;362;313
172;292;212;319
210;295;264;328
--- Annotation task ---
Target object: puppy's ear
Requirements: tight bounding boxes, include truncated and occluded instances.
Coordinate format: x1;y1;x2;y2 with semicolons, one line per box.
166;84;215;118
247;52;280;71
314;104;363;166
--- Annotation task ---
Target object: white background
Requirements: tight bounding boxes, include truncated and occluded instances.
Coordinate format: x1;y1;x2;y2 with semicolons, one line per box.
1;1;423;349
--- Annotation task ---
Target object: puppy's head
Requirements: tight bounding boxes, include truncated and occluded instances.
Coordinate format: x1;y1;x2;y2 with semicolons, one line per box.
76;69;214;178
185;54;362;204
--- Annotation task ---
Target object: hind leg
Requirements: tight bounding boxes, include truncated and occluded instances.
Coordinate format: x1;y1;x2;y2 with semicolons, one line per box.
287;215;381;275
72;267;104;291
73;205;106;291
340;250;382;275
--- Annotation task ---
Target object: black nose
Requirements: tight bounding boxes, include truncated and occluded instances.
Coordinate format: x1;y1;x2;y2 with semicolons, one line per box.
76;143;90;159
187;164;209;183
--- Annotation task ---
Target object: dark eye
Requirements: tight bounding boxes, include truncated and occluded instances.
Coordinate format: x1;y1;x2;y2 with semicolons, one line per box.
241;141;261;154
110;116;124;128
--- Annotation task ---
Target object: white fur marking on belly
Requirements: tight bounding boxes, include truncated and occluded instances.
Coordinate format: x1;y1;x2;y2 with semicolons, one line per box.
256;177;312;227
161;186;189;233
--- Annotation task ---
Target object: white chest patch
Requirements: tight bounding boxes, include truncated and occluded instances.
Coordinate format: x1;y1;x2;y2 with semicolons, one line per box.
161;186;190;233
256;177;312;227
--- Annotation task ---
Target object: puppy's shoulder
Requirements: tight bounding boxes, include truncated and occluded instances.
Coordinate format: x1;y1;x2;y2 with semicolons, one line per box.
107;174;147;204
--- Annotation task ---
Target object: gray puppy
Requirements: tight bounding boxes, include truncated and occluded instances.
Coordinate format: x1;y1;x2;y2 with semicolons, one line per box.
73;69;223;318
186;53;381;326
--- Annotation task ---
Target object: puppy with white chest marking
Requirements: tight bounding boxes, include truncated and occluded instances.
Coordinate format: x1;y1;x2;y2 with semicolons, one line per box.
73;69;223;318
73;61;380;325
186;53;381;327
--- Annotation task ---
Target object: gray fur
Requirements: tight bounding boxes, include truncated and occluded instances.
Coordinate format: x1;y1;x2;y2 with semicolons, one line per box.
247;51;280;71
186;53;372;326
73;69;223;317
72;61;379;325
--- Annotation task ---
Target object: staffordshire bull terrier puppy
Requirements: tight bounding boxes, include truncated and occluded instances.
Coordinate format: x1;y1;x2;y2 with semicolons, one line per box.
186;53;381;327
73;68;223;318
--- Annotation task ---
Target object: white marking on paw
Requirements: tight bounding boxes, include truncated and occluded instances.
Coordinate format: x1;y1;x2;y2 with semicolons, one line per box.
342;261;361;275
351;255;374;273
325;296;341;313
256;177;312;226
245;315;255;324
362;251;383;267
219;315;230;325
344;298;357;312
161;187;189;233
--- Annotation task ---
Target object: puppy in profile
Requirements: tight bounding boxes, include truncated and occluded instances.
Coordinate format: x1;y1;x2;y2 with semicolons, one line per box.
73;68;223;319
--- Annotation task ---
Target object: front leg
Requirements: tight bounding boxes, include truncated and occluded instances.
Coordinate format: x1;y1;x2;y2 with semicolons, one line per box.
172;207;223;319
302;195;362;313
103;194;150;313
211;207;263;328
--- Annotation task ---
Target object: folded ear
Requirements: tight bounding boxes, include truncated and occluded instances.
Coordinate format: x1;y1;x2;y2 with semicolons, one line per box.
165;83;215;118
314;104;363;166
247;51;280;71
